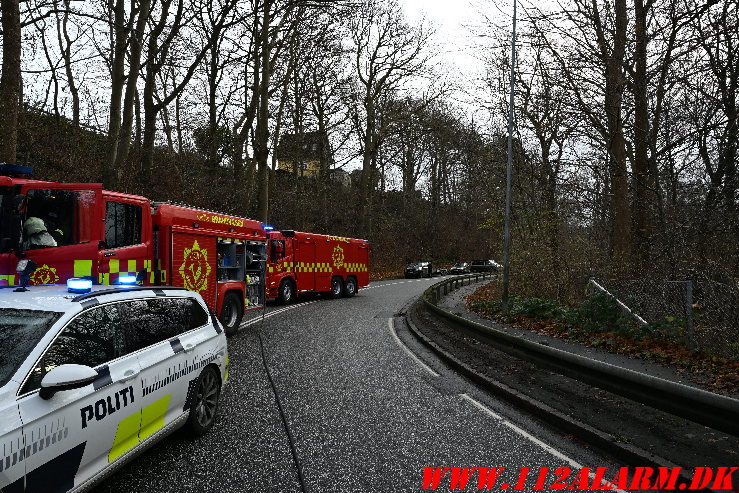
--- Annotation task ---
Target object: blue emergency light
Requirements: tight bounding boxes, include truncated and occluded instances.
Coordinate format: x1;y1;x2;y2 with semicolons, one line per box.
263;225;274;231
117;275;137;285
0;163;33;176
67;278;92;294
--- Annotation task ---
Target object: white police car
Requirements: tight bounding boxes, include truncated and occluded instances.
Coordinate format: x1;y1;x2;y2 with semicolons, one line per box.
0;278;228;492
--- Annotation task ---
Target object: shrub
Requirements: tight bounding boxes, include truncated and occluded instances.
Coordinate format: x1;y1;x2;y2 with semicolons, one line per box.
564;292;633;334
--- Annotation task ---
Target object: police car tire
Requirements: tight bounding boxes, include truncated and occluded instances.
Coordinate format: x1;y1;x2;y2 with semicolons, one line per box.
278;279;294;304
343;277;357;298
329;276;344;298
220;292;243;337
186;366;221;436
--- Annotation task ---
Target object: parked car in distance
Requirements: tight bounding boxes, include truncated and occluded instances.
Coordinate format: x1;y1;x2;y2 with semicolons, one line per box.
470;259;502;273
450;262;470;274
0;279;228;493
405;262;433;278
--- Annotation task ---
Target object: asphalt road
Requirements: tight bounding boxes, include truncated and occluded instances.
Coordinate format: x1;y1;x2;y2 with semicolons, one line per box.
97;278;620;493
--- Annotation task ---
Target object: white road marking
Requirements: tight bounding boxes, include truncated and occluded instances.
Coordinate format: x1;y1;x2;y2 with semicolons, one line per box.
239;300;319;328
460;394;627;493
388;318;440;377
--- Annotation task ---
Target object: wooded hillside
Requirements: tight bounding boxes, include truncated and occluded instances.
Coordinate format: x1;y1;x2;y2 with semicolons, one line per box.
0;0;737;298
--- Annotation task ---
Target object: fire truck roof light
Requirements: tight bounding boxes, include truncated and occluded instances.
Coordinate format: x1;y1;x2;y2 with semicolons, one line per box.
67;278;92;294
263;225;274;231
117;275;137;285
0;163;33;176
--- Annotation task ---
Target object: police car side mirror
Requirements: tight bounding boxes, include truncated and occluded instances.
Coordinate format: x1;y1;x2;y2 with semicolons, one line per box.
39;364;98;400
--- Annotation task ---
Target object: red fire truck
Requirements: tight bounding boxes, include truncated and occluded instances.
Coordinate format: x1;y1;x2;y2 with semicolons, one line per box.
266;229;370;303
0;164;266;335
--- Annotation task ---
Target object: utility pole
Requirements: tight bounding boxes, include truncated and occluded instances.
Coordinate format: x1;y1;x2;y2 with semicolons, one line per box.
501;0;517;312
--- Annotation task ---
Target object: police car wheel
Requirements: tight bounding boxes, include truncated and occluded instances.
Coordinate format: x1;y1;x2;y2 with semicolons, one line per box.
220;292;243;337
187;366;221;436
343;277;357;298
329;277;344;298
278;279;294;304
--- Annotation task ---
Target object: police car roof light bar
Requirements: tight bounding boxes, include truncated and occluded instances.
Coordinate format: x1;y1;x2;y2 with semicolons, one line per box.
68;278;93;294
117;275;137;285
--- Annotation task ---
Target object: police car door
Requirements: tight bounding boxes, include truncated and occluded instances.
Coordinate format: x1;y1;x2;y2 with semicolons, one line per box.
120;297;210;442
16;303;142;492
0;396;24;492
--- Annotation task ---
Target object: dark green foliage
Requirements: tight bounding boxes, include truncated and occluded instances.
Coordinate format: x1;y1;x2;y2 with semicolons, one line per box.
469;296;565;320
564;292;632;334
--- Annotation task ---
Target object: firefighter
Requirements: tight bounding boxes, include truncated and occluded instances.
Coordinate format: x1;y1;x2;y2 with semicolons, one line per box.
22;217;58;250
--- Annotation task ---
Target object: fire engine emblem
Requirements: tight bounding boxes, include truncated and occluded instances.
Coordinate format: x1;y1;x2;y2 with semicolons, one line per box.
332;245;345;269
179;240;211;293
31;264;60;285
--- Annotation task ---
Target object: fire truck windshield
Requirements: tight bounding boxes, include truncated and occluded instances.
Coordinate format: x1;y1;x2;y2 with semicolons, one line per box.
20;189;96;251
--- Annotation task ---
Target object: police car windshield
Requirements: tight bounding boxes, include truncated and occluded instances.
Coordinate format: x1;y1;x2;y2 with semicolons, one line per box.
0;308;62;388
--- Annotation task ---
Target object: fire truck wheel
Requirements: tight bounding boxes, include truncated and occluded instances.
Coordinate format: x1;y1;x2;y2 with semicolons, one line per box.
343;277;357;298
220;292;243;337
328;276;344;298
278;279;295;304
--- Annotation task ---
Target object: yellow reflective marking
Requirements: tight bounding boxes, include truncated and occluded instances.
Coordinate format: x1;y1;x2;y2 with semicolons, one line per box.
73;260;92;277
108;411;141;462
109;259;120;274
139;394;171;440
224;354;230;382
128;260;137;272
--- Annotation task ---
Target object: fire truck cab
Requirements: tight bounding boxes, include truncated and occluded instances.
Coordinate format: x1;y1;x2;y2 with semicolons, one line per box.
266;229;369;303
0;164;266;335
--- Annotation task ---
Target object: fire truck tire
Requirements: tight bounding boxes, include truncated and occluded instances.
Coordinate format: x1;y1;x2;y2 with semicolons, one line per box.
220;292;243;337
328;276;344;298
343;277;357;298
278;279;295;304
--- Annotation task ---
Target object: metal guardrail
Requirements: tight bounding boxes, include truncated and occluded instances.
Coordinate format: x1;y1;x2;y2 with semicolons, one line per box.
422;276;739;437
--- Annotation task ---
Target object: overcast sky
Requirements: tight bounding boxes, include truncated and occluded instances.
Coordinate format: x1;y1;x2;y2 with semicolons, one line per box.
397;0;510;120
399;0;483;75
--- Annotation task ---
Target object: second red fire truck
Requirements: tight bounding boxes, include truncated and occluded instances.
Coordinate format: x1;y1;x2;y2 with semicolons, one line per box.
266;229;370;303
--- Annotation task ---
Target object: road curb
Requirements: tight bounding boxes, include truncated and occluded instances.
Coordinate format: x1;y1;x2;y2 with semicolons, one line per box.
404;298;707;478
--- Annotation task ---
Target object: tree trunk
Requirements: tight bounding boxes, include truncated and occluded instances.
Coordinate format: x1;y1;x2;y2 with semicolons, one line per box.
359;98;375;237
0;0;21;163
113;0;151;184
606;0;631;268
631;0;652;271
57;0;79;127
254;0;272;223
103;0;127;187
207;27;221;169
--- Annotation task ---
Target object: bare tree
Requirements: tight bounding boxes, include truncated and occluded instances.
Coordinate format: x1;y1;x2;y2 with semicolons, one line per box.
346;0;434;237
0;0;22;163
